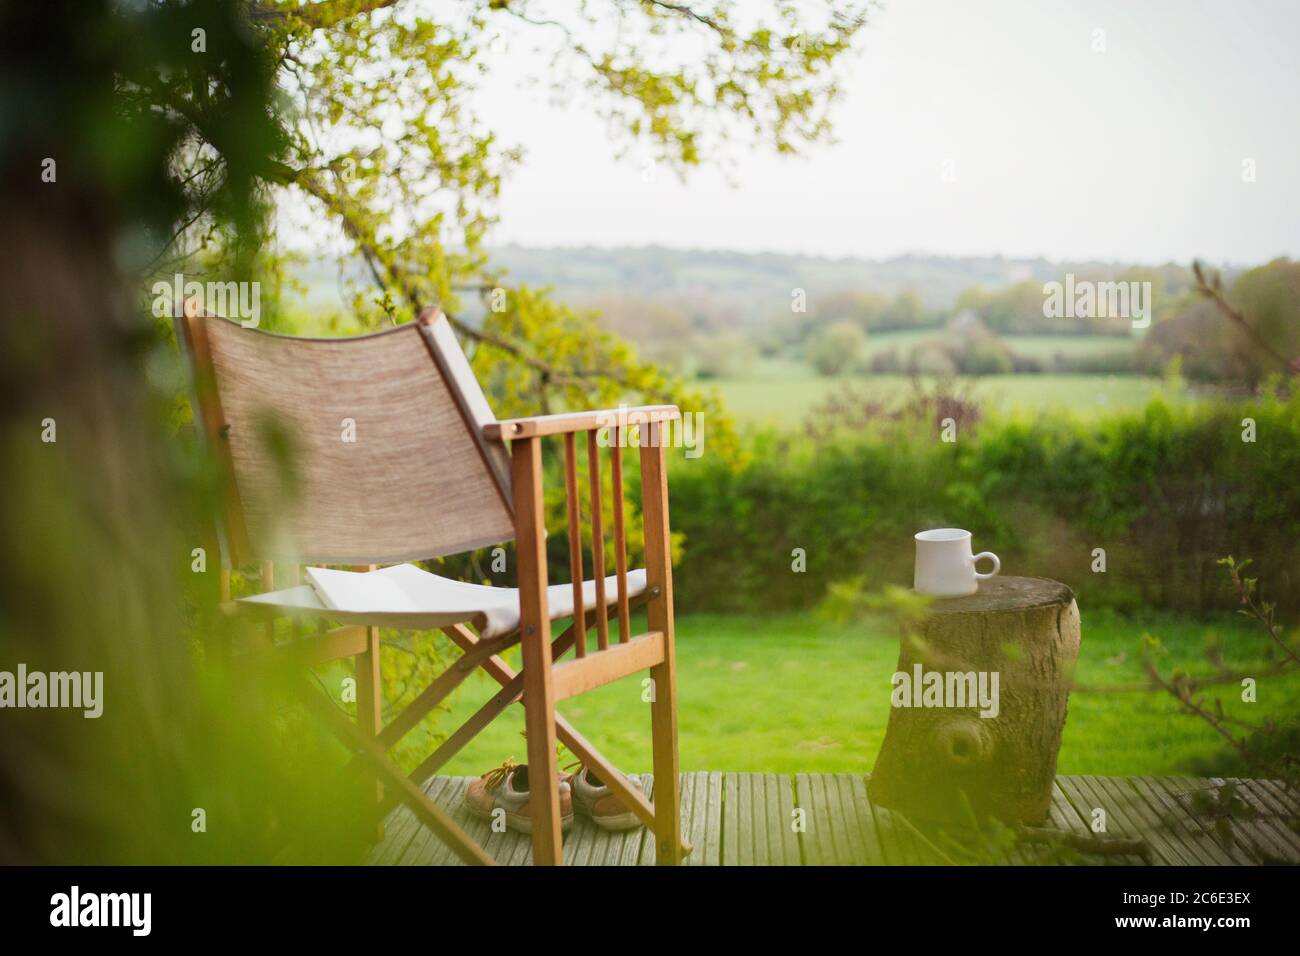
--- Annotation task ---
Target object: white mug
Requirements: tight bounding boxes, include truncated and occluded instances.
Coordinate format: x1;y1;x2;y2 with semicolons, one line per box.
914;528;1000;597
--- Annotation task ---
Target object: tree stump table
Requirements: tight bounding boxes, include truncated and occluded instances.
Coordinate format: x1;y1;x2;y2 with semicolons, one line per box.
868;576;1080;826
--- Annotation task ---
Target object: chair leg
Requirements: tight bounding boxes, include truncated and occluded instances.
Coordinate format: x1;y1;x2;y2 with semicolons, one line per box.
520;643;563;866
649;648;682;864
299;683;493;865
640;425;683;864
512;435;564;865
355;623;384;841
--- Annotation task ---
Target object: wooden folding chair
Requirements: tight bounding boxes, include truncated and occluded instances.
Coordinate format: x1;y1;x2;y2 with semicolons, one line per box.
176;305;686;866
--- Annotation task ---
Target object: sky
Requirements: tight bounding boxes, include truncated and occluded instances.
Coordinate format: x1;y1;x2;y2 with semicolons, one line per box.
473;0;1300;265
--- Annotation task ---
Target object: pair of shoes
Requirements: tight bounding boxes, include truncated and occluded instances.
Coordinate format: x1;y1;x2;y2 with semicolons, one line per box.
464;760;574;834
568;766;640;831
464;760;641;834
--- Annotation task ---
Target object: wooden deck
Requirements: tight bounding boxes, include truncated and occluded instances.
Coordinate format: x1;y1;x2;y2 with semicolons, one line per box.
370;773;1300;866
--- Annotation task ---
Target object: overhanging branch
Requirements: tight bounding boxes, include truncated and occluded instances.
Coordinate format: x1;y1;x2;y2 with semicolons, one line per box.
250;0;400;31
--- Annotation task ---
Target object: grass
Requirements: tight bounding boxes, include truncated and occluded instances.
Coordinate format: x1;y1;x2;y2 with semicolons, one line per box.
713;370;1178;428
424;609;1297;779
999;333;1135;360
856;329;1136;361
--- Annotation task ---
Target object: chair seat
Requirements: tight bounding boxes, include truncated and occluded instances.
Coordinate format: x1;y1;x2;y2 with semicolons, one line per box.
239;562;648;639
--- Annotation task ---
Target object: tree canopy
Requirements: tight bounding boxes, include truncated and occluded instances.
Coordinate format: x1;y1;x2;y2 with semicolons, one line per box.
140;0;870;444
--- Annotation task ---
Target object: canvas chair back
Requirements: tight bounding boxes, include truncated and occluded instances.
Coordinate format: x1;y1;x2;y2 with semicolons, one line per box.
177;308;514;568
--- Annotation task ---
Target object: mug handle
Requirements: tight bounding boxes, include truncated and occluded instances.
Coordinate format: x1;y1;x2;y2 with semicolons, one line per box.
972;551;1000;580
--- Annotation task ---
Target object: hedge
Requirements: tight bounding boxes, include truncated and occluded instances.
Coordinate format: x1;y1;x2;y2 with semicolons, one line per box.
667;392;1300;615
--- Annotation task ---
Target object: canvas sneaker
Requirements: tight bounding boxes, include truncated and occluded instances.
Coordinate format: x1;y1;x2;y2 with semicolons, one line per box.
464;761;574;834
569;767;641;831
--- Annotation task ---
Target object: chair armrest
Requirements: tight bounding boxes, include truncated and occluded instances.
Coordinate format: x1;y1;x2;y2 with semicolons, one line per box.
484;404;679;440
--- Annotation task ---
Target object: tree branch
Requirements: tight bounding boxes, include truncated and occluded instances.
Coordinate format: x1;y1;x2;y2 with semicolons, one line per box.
291;168;644;391
640;0;727;33
1193;260;1300;376
250;0;399;31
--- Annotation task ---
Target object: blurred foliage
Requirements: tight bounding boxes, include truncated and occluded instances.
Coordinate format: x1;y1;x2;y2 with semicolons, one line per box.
148;0;873;434
1;0;876;861
0;0;362;863
805;320;867;376
1139;560;1299;837
953;266;1188;337
146;2;880;697
1142;258;1300;385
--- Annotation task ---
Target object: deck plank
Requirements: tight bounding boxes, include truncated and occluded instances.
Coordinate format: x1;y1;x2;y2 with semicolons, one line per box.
367;773;1298;866
858;779;913;866
726;772;755;865
1054;775;1148;866
767;773;802;865
1132;776;1242;866
599;773;647;866
684;771;723;866
1221;778;1300;863
1071;775;1178;864
1235;778;1300;832
857;776;951;866
826;774;870;864
798;772;894;865
745;774;768;864
845;775;888;865
721;772;743;866
1256;779;1300;818
398;777;464;865
1091;775;1200;866
417;777;486;866
369;804;419;866
624;774;657;866
1046;780;1101;866
833;774;887;865
561;815;602;867
1151;777;1258;865
795;773;836;865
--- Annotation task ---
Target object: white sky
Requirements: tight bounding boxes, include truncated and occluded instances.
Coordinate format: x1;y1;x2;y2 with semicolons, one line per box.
474;0;1299;265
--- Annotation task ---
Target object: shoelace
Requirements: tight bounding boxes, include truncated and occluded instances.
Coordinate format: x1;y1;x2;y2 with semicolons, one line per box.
480;757;519;793
481;756;584;794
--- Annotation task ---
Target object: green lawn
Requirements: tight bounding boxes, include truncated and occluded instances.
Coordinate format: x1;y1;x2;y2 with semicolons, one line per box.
856;330;1136;361
425;609;1296;779
713;371;1179;427
999;333;1135;360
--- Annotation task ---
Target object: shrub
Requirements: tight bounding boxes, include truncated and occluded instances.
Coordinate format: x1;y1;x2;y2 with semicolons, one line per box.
1050;349;1141;375
669;391;1300;615
805;321;867;376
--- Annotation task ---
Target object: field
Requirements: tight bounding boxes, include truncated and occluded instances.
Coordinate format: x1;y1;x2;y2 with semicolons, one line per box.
712;368;1179;428
385;332;1274;789
407;336;1263;782
855;330;1137;361
427;609;1293;779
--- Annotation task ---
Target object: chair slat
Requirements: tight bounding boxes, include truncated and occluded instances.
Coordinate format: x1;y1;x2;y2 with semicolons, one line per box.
610;429;631;644
563;434;587;658
586;431;609;651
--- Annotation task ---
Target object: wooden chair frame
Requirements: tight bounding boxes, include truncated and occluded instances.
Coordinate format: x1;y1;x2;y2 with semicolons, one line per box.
180;305;686;866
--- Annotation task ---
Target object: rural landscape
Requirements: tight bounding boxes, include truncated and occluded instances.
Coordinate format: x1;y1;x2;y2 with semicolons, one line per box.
284;245;1300;786
2;0;1298;911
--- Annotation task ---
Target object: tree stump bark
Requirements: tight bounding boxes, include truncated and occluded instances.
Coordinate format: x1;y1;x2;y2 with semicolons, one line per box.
868;577;1080;826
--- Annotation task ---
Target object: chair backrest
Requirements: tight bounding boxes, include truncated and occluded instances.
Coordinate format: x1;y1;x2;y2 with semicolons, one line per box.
177;307;514;568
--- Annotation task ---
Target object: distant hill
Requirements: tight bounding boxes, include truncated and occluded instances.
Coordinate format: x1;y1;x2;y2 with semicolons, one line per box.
290;245;1195;320
285;246;1202;378
487;244;1183;321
